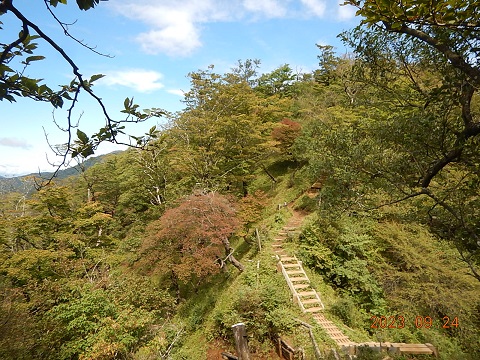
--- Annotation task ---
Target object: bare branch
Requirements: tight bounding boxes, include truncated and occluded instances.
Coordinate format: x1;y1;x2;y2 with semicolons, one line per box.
43;0;113;58
364;189;428;211
7;2;145;147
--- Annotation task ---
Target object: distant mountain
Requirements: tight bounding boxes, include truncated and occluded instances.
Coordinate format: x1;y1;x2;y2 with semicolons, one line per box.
0;175;27;195
35;151;123;180
0;151;122;195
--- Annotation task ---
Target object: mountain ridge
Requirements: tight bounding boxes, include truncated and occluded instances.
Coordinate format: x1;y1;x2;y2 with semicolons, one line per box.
0;151;122;194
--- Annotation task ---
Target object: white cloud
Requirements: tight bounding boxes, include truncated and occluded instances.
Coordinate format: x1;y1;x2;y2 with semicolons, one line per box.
109;1;228;57
136;22;201;56
167;89;185;96
102;69;164;93
0;137;32;149
316;39;329;47
337;1;356;20
300;0;326;17
109;0;341;57
242;0;287;18
0;151;55;176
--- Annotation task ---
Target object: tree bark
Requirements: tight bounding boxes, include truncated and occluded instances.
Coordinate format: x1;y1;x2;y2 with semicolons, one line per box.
232;323;250;360
261;164;277;183
222;237;245;272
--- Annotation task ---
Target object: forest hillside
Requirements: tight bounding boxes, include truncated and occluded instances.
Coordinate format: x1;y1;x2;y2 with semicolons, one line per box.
1;32;480;359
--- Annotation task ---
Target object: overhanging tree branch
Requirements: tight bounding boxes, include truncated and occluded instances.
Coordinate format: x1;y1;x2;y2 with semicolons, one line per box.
1;0;165;187
7;3;122;140
375;22;480;189
384;22;480;84
365;189;428;211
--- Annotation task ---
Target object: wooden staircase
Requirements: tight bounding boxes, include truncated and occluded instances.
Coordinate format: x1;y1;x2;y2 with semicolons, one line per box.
271;210;438;357
273;224;354;349
276;254;325;313
311;313;354;348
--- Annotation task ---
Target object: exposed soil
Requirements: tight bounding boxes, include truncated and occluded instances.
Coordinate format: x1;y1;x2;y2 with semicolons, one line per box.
206;339;282;359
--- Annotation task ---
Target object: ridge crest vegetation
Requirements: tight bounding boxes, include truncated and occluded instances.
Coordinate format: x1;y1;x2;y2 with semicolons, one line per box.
1;1;480;357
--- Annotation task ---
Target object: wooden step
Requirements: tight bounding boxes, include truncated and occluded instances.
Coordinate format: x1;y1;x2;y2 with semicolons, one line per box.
318;322;337;328
293;284;310;289
288;271;306;275
326;332;349;340
301;298;321;304
321;324;339;330
333;338;353;345
311;314;328;322
290;277;309;282
305;307;323;313
297;291;316;297
280;256;297;262
282;263;300;268
398;345;434;354
286;270;304;275
355;343;435;355
272;243;283;247
335;338;353;345
317;321;336;328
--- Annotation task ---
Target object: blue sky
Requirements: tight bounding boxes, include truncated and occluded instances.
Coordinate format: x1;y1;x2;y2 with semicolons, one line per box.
0;0;359;176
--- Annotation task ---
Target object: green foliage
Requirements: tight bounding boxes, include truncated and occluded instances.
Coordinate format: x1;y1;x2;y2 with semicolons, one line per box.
165;65;291;193
333;1;480;282
209;261;296;353
255;64;298;97
44;286;158;359
299;216;386;312
0;281;36;359
371;222;480;357
354;347;384;360
295;194;317;212
330;296;367;329
237;190;267;232
297;212;480;358
2;45;480;358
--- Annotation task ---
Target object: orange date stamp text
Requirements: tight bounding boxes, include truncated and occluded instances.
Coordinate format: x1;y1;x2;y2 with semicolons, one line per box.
370;315;459;329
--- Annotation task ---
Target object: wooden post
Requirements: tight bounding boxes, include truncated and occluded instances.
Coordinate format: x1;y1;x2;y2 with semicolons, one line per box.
296;319;322;360
255;227;261;251
256;260;260;289
232;323;250;360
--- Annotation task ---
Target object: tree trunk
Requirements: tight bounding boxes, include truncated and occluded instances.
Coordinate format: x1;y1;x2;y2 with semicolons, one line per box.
222;237;245;272
261;164;277;183
242;181;248;197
